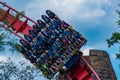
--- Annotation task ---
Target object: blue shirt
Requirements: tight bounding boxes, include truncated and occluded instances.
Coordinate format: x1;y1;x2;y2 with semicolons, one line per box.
52;45;58;51
31;45;37;51
48;50;54;56
43;16;50;23
25;51;31;59
59;29;64;33
24;35;33;42
35;26;42;33
75;32;80;38
44;55;49;60
37;35;45;41
49;38;55;44
52;19;61;27
64;30;71;36
49;25;55;30
35;39;41;46
31;31;37;38
56;40;63;47
70;38;75;43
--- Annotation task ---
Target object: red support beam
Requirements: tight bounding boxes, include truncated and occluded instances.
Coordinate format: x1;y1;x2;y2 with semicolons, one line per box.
0;1;36;38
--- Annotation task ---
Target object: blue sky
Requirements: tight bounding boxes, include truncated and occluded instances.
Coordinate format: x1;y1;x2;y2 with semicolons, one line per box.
0;0;120;79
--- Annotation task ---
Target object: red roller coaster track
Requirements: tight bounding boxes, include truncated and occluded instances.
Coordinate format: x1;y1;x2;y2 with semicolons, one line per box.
0;1;100;80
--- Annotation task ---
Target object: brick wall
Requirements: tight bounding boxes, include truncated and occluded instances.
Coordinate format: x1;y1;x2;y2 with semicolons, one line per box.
89;50;117;80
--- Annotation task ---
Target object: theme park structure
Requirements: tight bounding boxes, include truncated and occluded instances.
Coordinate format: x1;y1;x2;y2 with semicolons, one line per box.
0;1;100;80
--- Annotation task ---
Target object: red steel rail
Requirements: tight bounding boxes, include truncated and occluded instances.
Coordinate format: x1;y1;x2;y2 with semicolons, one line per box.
0;1;36;39
66;56;101;80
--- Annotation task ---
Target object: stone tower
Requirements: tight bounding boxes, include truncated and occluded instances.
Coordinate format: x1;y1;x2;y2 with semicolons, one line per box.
89;50;117;80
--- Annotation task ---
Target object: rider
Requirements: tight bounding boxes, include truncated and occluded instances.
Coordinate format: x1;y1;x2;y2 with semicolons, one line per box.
46;10;57;19
37;20;46;28
24;34;33;43
42;15;51;24
29;30;37;38
20;39;31;50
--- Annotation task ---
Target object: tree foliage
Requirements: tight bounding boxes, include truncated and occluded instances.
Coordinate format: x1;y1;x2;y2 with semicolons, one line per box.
0;58;42;80
107;5;120;59
0;26;19;53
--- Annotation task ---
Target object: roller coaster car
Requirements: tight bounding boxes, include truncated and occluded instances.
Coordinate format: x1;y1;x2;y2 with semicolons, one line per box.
19;10;87;78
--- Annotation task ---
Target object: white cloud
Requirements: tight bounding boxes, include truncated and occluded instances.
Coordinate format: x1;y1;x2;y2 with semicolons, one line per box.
77;9;106;20
81;47;94;55
25;0;111;22
0;56;7;61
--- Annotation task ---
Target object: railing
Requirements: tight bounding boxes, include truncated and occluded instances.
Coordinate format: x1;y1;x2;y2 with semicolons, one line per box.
0;1;36;24
0;1;36;39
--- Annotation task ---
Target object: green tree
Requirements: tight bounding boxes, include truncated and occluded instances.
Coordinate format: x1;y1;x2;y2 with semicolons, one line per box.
0;25;19;53
107;5;120;59
0;58;42;80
